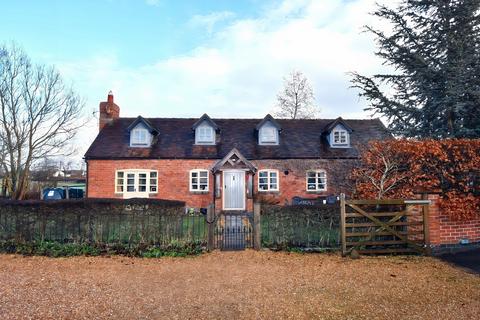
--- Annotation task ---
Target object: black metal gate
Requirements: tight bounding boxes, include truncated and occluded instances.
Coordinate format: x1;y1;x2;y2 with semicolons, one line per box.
215;212;253;250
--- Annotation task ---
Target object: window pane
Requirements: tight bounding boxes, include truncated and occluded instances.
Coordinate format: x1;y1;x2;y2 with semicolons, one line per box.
269;172;277;179
150;172;157;178
150;186;157;192
307;172;316;178
200;178;208;184
259;184;268;190
191;172;198;178
261;127;277;142
259;171;268;178
200;171;208;178
270;183;277;189
117;171;124;178
197;127;214;142
307;178;316;184
192;184;198;190
307;184;316;190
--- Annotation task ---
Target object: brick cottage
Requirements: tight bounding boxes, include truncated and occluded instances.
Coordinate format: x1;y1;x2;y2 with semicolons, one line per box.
84;92;390;213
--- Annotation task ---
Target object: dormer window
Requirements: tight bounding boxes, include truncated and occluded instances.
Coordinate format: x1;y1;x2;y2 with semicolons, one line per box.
195;124;215;145
256;115;281;146
127;116;159;148
131;128;149;146
259;124;278;145
192;114;218;146
325;119;352;148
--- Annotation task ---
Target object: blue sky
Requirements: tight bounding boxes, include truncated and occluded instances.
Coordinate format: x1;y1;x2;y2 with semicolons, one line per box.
1;0;262;66
0;0;387;158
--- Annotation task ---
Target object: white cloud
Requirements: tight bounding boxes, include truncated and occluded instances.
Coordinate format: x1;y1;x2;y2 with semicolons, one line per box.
189;11;235;34
56;0;390;158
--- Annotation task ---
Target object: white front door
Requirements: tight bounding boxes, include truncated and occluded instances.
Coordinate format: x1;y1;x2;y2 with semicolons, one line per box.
223;171;245;210
123;172;149;199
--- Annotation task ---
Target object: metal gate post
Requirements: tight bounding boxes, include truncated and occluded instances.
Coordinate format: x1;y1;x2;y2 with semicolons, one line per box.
207;203;215;251
253;202;261;250
340;193;347;256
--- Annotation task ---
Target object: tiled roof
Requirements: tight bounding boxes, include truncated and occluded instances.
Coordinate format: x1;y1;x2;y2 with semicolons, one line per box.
84;117;391;160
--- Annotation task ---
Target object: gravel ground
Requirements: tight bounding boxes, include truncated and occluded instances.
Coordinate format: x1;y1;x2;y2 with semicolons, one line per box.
0;251;479;320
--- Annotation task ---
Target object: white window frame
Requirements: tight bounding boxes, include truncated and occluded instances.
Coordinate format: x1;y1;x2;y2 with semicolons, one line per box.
195;124;215;145
130;127;151;147
258;169;279;192
115;169;158;195
189;169;209;192
331;127;350;147
306;170;327;192
259;123;279;145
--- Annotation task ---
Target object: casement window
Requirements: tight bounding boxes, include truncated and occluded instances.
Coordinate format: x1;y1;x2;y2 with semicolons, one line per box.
115;170;158;194
258;170;279;191
259;123;279;145
130;128;150;147
306;170;327;191
331;127;350;147
195;125;215;145
190;170;209;191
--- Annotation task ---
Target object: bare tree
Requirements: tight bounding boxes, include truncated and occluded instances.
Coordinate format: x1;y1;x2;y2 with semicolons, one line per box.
0;43;84;199
273;71;319;119
353;143;409;199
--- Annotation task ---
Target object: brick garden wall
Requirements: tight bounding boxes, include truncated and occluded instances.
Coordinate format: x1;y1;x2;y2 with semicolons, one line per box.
425;193;480;254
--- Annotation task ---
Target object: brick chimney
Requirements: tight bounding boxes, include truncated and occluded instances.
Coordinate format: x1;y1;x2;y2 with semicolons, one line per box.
99;91;120;131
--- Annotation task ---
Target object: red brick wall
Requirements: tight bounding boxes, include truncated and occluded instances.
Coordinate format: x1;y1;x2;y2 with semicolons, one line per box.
426;194;480;249
252;159;356;204
87;159;216;209
87;158;357;212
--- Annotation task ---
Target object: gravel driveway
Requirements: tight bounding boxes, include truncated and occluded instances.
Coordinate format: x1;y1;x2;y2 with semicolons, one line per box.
1;251;479;319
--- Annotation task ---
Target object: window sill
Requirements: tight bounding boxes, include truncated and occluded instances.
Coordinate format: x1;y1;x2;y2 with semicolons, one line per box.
258;190;280;194
190;191;209;194
306;190;327;194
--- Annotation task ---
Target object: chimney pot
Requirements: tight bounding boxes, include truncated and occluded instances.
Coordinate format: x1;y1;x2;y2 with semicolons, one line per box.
107;90;114;104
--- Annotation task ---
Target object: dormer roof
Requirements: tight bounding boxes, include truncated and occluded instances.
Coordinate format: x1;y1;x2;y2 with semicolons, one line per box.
192;113;219;131
127;116;159;134
255;114;282;131
323;117;353;134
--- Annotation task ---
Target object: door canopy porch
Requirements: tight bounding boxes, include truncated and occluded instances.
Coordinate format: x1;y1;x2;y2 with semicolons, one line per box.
212;148;257;173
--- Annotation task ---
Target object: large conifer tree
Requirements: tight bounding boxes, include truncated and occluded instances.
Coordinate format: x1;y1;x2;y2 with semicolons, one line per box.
351;0;480;138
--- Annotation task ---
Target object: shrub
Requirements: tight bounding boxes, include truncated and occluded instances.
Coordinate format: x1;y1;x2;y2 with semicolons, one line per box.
352;139;480;220
0;240;203;258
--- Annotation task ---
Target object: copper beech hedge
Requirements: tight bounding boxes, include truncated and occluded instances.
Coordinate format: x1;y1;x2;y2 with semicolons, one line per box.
352;139;480;220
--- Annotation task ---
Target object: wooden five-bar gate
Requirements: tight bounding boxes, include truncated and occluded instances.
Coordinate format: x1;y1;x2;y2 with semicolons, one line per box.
340;194;431;256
